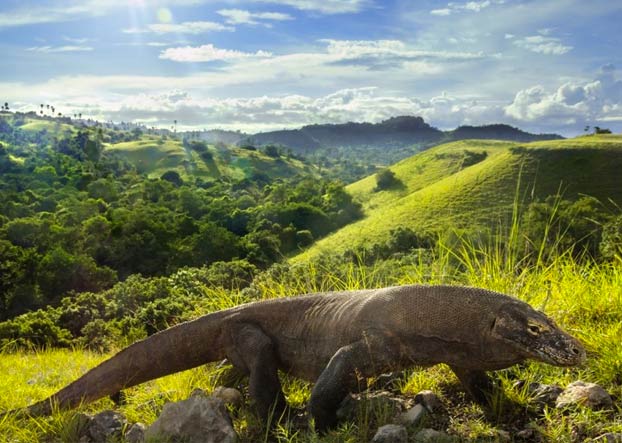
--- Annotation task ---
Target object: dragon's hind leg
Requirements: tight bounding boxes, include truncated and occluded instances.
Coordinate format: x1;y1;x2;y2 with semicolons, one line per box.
225;323;287;425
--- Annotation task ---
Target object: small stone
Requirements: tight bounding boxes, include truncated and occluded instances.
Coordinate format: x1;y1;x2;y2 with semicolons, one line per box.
371;424;408;443
414;390;444;413
556;381;613;409
145;395;237;443
88;410;127;443
414;428;454;443
398;403;427;427
593;433;622;442
126;422;146;443
521;382;563;407
212;386;244;409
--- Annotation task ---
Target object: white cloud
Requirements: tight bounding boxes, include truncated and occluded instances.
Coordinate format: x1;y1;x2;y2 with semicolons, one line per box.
159;44;272;62
217;9;294;26
253;0;370;14
512;35;573;55
504;65;622;129
124;21;233;34
27;45;94;53
430;0;497;16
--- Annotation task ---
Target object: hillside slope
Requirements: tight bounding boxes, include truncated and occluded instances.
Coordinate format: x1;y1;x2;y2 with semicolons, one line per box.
295;135;622;260
105;136;315;181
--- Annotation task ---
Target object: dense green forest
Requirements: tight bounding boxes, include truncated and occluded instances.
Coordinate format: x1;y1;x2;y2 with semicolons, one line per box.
0;114;362;331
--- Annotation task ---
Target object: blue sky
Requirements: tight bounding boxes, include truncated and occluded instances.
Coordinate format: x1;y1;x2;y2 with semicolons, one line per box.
1;0;621;135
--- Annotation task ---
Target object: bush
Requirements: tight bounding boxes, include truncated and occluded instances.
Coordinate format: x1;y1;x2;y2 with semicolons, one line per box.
374;169;400;191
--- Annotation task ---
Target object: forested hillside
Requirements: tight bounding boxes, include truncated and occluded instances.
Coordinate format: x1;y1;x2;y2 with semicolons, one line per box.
0;113;362;322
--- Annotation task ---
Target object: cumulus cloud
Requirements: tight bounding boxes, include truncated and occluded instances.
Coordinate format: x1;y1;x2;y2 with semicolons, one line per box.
123;21;233;34
217;9;294;26
505;65;622;129
511;34;573;55
159;44;272;62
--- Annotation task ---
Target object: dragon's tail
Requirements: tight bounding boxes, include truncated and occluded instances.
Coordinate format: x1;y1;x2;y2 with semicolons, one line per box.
26;310;228;416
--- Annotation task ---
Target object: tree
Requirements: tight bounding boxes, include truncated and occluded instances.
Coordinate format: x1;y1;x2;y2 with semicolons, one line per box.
375;168;400;191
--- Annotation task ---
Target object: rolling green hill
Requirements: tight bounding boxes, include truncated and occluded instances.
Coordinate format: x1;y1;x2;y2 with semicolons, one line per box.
295;135;622;260
105;137;315;181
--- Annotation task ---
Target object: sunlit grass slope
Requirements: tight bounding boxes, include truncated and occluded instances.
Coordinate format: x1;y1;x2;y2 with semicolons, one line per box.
1;250;621;442
106;137;315;180
296;135;622;261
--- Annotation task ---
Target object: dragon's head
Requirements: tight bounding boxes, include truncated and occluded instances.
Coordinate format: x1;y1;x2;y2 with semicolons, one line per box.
490;301;586;366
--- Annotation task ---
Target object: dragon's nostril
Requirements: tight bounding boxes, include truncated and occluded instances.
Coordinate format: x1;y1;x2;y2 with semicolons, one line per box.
571;347;580;355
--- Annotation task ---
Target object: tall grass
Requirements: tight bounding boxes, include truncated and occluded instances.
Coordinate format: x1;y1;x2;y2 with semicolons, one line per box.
1;220;621;441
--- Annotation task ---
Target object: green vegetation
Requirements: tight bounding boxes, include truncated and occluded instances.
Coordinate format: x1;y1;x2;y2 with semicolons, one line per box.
0;114;361;321
1;112;621;441
1;236;621;442
298;136;622;261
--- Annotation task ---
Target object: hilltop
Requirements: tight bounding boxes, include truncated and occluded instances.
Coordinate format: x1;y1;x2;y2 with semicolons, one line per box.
295;135;622;260
240;116;562;165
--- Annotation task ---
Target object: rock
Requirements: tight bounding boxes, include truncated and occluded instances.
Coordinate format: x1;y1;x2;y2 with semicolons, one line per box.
126;423;146;443
414;428;454;442
398;403;427;427
593;433;622;442
414;390;444;413
87;410;127;443
212;386;244;409
519;382;563;407
371;424;408;443
145;395;237;443
556;381;613;409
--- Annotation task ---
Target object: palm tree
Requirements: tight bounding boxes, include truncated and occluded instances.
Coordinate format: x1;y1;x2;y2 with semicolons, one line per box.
3;102;8;112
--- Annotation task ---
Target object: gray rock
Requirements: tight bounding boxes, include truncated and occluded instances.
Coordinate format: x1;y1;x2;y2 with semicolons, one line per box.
556;381;613;409
525;382;563;407
145;395;237;443
212;386;244;409
88;410;127;443
414;390;444;413
126;423;146;443
371;424;408;443
398;403;427;427
593;433;622;442
414;428;454;442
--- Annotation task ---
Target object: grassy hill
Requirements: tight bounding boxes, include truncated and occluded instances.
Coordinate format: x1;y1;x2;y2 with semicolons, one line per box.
295;135;622;260
106;137;315;181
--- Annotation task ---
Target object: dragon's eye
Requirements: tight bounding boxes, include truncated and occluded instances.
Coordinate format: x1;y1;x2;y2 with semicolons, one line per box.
527;324;541;335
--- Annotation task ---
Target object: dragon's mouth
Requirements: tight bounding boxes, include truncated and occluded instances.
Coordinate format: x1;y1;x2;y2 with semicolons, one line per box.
534;342;586;366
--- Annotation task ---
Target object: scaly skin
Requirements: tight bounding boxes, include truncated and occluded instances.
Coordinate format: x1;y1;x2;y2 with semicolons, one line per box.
21;285;585;431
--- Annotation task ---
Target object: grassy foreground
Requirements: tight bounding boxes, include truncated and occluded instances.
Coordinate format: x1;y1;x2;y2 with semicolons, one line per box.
1;247;621;442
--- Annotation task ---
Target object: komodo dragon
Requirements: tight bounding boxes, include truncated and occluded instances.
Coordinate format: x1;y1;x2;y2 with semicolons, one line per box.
21;285;585;431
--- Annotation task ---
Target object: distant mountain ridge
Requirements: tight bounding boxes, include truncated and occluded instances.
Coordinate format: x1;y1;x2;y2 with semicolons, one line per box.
240;116;562;153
